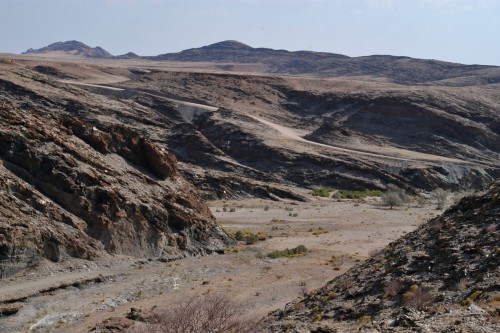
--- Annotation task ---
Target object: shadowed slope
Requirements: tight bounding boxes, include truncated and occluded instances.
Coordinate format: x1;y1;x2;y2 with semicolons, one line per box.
263;181;500;332
0;63;233;278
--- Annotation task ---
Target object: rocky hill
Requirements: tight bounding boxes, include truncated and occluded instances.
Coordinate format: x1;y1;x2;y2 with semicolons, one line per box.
263;180;500;332
113;70;499;195
0;62;233;279
153;40;500;86
23;41;113;58
4;56;498;197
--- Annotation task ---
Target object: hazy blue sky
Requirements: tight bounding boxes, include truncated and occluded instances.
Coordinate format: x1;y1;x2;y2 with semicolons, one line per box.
1;0;499;65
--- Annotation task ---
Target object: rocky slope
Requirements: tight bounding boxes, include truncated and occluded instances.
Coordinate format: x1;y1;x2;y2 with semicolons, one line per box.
263;181;500;332
23;41;112;58
0;62;233;279
114;70;500;193
7;57;499;196
152;40;500;86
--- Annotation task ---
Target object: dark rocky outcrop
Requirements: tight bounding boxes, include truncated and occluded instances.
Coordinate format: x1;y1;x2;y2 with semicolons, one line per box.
263;181;500;332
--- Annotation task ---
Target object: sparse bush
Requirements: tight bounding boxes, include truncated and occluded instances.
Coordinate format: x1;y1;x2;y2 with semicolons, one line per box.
382;184;408;209
234;230;245;241
267;245;307;259
462;290;482;306
282;322;295;332
416;196;428;207
244;233;259;244
432;188;449;210
255;252;265;259
357;315;372;325
312;228;329;235
403;285;435;309
233;230;264;245
311;188;333;197
321;292;337;302
382;192;403;209
264;205;270;211
336;190;383;199
127;294;256;333
312;311;324;322
384;279;404;296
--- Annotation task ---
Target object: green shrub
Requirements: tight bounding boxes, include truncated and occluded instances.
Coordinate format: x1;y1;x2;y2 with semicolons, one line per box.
462;290;482;306
337;190;383;199
311;188;333;197
357;315;372;325
233;230;265;244
244;233;259;244
234;230;246;241
267;245;307;259
312;311;324;322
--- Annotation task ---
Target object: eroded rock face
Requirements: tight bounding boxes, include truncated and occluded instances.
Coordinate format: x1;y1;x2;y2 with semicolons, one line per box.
0;164;102;277
263;181;500;332
0;66;233;278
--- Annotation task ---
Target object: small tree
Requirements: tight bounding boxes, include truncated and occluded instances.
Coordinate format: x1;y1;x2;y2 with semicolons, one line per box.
416;195;428;208
382;191;402;209
432;188;449;210
381;184;408;209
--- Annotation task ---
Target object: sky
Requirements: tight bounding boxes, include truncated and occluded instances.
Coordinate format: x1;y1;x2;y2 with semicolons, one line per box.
1;0;499;65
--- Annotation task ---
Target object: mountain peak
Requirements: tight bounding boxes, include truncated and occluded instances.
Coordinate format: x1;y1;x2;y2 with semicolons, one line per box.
23;40;112;58
201;40;253;51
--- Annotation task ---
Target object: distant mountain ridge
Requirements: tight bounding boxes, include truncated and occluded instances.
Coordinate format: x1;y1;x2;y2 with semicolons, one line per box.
21;40;500;85
152;40;500;85
23;40;113;58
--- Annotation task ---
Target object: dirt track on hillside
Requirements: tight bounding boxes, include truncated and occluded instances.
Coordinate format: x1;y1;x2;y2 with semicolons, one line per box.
248;115;468;164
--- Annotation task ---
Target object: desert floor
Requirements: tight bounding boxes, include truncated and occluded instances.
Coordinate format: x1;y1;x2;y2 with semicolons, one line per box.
0;192;444;333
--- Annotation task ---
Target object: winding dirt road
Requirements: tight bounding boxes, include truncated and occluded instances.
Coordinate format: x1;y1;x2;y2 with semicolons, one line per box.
247;115;471;165
62;81;475;166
